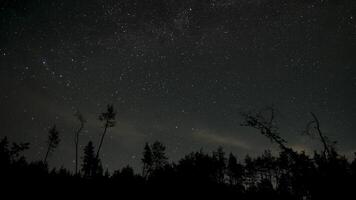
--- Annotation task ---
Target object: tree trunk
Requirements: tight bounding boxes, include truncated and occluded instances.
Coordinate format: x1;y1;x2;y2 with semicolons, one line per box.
310;112;330;157
75;124;83;175
96;122;108;159
44;141;52;163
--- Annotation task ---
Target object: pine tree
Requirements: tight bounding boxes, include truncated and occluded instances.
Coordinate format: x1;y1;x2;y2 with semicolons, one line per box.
82;141;101;178
141;141;168;178
151;141;168;171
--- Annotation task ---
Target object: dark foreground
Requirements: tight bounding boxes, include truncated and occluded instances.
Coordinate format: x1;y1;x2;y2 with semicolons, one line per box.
1;136;356;199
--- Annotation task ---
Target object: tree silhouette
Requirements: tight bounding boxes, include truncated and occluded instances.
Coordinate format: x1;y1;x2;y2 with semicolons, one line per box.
151;141;168;171
141;141;168;179
142;142;153;178
241;106;299;163
96;104;116;160
0;137;28;164
82;141;102;178
74;111;86;175
43;125;60;164
241;106;288;151
10;141;29;161
227;153;244;187
112;165;136;183
213;146;226;184
0;137;10;166
1;103;355;198
254;150;276;183
305;112;334;159
244;154;258;188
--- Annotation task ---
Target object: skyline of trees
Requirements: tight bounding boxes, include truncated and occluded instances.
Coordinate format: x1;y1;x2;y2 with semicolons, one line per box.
1;104;355;199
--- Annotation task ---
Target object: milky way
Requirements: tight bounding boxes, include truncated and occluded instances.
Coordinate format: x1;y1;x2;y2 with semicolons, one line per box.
1;0;356;171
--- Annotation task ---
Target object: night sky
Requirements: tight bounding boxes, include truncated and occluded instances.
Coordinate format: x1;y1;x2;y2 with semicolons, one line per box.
1;0;356;171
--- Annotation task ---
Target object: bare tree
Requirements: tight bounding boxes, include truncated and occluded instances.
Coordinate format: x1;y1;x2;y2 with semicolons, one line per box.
44;125;60;163
241;106;289;151
305;112;334;158
96;104;116;160
74;111;86;175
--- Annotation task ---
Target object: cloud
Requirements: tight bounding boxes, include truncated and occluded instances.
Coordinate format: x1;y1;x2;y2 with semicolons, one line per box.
192;129;251;150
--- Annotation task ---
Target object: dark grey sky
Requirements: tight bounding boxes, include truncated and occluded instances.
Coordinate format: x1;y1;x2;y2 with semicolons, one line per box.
1;0;355;171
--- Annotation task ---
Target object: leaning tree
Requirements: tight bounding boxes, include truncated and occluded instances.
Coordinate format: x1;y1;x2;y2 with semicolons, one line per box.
43;125;60;164
96;104;116;160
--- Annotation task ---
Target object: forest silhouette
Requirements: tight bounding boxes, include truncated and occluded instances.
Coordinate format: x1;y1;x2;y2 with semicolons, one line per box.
1;104;355;199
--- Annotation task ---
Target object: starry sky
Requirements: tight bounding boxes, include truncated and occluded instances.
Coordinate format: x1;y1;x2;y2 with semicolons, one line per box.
1;0;356;171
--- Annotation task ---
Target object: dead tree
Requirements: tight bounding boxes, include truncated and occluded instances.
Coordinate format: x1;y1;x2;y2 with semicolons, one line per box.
74;111;86;175
305;112;332;158
241;106;289;151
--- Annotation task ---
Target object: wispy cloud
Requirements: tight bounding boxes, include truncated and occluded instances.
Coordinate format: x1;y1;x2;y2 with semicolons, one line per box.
192;129;251;150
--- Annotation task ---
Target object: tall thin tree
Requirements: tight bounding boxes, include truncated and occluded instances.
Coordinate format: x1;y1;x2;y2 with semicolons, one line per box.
96;104;116;160
305;112;332;158
142;142;153;178
43;125;60;163
74;111;86;175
